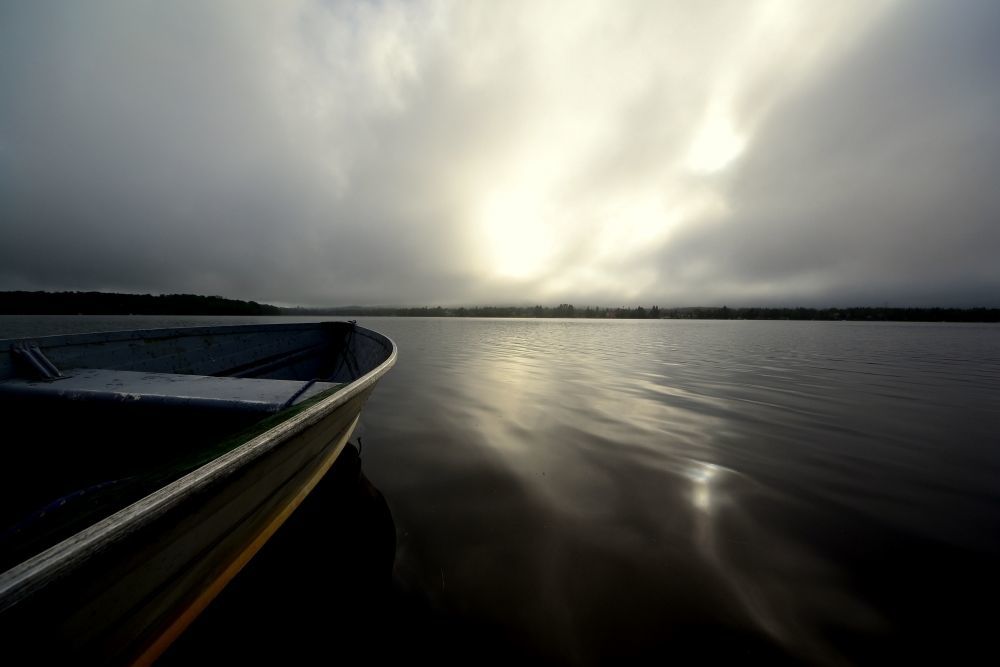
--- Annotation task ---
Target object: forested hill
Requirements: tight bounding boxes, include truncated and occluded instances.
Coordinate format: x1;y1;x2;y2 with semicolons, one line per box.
0;291;281;315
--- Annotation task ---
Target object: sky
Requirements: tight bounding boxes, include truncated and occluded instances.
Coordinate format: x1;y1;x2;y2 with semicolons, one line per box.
1;0;998;307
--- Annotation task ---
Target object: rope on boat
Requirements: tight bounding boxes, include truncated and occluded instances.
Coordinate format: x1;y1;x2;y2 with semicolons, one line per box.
327;321;362;382
279;378;320;411
0;477;131;544
279;321;362;409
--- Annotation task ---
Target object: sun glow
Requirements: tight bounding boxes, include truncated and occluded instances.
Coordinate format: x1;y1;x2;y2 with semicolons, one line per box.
688;461;722;513
686;109;746;174
478;188;557;280
456;0;891;293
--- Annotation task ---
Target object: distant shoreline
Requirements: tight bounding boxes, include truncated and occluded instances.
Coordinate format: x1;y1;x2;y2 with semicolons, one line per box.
0;291;280;316
285;305;1000;322
2;291;998;322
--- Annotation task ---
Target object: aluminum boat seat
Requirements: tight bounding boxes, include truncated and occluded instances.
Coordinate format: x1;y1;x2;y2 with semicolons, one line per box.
0;369;338;415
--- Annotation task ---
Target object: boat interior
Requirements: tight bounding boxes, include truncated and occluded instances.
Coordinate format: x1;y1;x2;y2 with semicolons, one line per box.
0;321;387;571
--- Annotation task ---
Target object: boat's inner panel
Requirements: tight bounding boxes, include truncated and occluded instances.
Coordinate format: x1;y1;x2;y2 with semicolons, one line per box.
0;322;378;572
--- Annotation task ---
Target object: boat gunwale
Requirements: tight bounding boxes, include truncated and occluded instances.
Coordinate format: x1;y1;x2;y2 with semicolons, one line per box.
0;322;397;611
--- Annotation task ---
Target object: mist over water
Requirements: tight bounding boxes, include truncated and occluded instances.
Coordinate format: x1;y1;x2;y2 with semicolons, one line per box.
2;316;998;663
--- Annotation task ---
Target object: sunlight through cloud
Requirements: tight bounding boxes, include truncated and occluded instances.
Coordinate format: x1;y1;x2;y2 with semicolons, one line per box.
686;109;746;174
6;0;977;307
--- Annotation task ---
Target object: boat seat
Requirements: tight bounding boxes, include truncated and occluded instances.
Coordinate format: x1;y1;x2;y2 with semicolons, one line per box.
0;368;339;415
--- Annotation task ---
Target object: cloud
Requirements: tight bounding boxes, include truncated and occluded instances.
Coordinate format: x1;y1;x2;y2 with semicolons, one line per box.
654;0;1000;306
1;1;997;305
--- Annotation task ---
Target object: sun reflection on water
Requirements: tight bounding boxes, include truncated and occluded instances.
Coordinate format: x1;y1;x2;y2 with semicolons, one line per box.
688;460;722;513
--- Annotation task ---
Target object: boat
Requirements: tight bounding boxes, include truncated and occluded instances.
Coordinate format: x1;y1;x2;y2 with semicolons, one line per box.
0;321;396;663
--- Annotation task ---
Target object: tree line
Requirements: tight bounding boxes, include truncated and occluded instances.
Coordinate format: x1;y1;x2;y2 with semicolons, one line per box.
2;292;997;321
0;291;281;315
282;303;1000;322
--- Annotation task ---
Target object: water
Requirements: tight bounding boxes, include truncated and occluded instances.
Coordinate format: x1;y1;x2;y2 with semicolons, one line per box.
2;315;998;663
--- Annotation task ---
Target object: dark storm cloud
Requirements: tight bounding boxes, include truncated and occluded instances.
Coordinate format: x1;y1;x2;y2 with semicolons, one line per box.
1;1;997;306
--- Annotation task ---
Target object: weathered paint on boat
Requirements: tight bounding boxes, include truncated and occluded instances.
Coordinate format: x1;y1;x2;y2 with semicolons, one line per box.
0;321;396;663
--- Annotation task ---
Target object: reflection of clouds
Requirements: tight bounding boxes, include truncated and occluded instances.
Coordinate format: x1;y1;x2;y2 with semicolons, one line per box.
456;326;623;522
684;459;883;663
467;325;737;524
411;319;888;663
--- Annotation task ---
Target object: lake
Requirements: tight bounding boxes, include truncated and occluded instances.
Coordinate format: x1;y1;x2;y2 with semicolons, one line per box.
2;315;998;663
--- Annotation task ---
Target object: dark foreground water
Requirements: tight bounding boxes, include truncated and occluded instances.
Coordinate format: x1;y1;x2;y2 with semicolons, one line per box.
2;315;998;664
